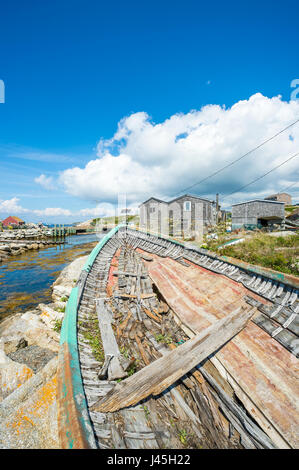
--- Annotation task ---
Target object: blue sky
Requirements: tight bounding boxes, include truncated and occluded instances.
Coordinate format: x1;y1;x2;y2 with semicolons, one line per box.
0;0;298;222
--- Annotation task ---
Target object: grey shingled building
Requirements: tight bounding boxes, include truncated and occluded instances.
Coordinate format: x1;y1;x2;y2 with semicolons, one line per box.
231;199;285;230
139;194;216;239
264;192;292;205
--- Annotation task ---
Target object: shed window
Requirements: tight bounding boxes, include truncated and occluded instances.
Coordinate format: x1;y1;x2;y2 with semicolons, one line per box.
184;201;191;211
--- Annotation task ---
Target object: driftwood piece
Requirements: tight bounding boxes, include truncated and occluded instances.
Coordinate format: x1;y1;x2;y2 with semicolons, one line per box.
91;306;255;412
135;263;143;321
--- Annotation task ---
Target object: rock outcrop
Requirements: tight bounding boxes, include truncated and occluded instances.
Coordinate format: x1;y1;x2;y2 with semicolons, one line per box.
0;228;52;240
0;357;58;449
0;254;87;448
52;255;88;301
0;239;62;263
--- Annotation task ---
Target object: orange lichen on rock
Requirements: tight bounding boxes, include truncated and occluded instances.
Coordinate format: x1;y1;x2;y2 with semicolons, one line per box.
5;375;57;437
1;363;34;399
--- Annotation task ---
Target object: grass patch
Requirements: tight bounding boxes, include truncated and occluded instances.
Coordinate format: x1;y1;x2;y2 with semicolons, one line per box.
208;232;299;276
155;333;173;344
119;346;130;358
285;205;298;214
53;318;63;333
127;359;139;376
83;330;105;363
82;315;105;364
143;405;150;419
178;429;188;445
55;306;65;313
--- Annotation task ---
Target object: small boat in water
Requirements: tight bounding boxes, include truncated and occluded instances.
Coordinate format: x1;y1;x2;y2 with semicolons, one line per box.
57;225;299;449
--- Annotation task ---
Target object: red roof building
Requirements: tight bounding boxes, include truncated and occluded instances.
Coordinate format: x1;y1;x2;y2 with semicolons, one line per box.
1;216;25;227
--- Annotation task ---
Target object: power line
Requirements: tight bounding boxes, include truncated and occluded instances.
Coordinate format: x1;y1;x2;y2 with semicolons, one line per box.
278;180;299;194
171;117;299;198
221;151;299;201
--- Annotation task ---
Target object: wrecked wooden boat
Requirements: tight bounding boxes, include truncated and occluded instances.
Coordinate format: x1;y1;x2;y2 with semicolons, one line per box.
57;225;299;449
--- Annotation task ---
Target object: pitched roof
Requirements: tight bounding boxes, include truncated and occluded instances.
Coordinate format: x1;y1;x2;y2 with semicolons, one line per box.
232;199;284;206
169;194;213;204
140;194;214;206
2;216;25;224
139;197;167;206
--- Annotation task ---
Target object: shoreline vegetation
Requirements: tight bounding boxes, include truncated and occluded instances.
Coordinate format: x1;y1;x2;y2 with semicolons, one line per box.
200;231;299;276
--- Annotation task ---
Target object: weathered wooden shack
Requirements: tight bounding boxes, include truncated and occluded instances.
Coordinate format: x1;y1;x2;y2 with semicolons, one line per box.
232;199;285;230
139;194;216;239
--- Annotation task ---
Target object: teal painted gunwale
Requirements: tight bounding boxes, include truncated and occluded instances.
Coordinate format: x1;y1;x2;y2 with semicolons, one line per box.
59;224;125;448
82;224;125;272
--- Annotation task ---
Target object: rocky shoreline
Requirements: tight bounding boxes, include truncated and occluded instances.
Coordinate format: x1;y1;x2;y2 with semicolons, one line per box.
0;238;64;263
0;254;88;449
0;228;53;241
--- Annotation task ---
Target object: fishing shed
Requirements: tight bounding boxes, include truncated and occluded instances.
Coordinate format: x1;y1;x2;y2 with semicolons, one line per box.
139;194;216;239
231;199;285;231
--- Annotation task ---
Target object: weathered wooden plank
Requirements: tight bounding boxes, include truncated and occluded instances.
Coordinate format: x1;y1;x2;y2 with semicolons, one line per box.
142;306;162;323
119;404;159;449
199;367;276;449
91;306;255;412
113;270;147;278
113;292;156;299
135;334;150;365
96;299;128;381
252;312;299;357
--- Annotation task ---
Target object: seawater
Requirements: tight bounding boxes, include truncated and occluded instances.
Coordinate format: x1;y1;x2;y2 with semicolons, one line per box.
0;233;104;320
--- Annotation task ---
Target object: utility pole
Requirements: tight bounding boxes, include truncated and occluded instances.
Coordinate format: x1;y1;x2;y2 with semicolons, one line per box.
216;193;219;226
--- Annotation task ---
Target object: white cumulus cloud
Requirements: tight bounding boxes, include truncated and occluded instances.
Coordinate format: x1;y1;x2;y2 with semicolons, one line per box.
59;93;299;207
34;174;55;190
0;197;29;214
33;207;72;217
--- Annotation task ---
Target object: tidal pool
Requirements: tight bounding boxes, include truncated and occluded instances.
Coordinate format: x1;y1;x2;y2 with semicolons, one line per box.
0;233;103;321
